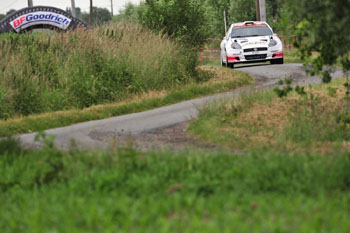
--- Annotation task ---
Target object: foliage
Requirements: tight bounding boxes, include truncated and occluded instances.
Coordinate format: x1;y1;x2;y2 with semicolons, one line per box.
65;7;83;19
66;6;112;26
113;2;145;22
287;0;350;79
0;68;252;137
0;142;350;232
273;78;293;98
139;0;209;48
0;9;18;21
0;23;206;119
80;7;112;26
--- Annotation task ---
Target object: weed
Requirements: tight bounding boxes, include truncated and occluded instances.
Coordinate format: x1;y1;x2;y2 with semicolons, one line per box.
273;78;293;98
327;87;338;97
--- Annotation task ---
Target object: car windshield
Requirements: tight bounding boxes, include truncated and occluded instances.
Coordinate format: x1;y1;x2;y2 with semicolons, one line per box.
231;26;273;38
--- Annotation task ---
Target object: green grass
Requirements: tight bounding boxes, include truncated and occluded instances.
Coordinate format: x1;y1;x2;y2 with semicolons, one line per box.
0;68;252;136
283;49;304;63
0;22;206;120
0;138;349;232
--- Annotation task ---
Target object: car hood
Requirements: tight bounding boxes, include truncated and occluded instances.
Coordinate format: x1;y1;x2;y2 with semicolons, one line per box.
233;36;270;48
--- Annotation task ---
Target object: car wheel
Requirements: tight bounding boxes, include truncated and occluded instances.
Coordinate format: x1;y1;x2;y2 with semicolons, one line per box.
227;62;234;69
276;58;284;64
225;56;234;69
271;58;284;65
221;58;226;67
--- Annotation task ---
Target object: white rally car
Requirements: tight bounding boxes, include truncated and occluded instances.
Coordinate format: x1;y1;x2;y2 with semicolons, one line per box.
220;21;283;68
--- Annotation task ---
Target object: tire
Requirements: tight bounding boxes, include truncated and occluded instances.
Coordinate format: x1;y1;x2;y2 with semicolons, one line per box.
221;58;226;67
271;58;284;65
227;62;234;69
225;55;234;69
0;6;87;33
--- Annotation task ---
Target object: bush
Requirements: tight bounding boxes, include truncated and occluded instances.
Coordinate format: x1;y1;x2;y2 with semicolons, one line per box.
139;0;209;49
0;23;207;119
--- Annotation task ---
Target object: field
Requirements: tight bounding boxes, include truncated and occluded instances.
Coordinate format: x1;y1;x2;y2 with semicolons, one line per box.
1;138;350;233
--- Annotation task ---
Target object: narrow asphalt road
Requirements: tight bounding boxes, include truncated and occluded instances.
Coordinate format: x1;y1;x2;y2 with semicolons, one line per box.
18;63;344;150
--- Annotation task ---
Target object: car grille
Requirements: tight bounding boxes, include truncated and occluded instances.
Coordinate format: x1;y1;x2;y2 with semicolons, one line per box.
245;54;267;60
243;47;268;53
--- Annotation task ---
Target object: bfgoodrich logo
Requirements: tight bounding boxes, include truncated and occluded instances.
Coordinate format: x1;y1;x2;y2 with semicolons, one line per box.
10;11;72;32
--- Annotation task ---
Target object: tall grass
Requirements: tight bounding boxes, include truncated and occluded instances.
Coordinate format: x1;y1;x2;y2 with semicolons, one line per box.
284;93;350;143
0;141;349;232
0;22;208;119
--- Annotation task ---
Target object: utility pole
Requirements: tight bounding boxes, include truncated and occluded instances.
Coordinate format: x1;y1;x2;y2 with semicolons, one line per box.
28;0;33;7
71;0;77;18
259;0;266;21
89;0;93;28
223;10;227;33
110;0;114;16
255;0;260;21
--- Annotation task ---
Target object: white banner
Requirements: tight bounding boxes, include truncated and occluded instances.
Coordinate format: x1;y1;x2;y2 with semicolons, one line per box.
10;11;72;32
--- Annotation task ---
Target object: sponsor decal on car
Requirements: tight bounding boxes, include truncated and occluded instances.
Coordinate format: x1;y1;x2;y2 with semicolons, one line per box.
10;12;72;32
247;41;265;45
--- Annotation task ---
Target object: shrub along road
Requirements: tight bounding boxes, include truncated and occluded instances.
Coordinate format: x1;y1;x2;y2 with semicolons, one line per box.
18;63;344;151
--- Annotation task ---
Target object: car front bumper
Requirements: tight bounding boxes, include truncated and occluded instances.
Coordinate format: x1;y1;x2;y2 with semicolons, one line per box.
226;50;283;64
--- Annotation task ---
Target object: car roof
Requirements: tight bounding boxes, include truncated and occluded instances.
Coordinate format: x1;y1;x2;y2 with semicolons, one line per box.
231;21;268;28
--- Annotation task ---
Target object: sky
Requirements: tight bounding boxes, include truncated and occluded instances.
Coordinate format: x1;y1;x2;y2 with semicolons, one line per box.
0;0;142;15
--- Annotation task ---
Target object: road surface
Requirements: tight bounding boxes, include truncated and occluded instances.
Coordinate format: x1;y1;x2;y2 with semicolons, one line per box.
18;63;344;150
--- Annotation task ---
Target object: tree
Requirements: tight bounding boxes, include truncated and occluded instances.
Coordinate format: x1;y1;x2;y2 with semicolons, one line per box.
0;9;17;21
81;7;112;26
288;0;350;81
200;0;278;37
66;7;82;19
6;9;16;16
202;0;231;37
139;0;209;48
113;2;145;22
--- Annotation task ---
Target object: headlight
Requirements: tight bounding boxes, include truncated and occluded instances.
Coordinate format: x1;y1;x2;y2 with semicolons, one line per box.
269;39;278;47
231;42;242;49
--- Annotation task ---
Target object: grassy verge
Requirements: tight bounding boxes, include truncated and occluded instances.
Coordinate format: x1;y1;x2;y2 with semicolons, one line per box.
189;78;350;154
283;49;303;63
0;22;208;120
0;67;252;136
1;138;349;233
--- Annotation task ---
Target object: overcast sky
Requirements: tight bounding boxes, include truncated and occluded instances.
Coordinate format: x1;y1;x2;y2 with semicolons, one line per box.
0;0;142;14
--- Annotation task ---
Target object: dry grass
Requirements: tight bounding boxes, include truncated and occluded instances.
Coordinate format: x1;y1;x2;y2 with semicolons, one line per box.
200;67;246;85
190;78;350;154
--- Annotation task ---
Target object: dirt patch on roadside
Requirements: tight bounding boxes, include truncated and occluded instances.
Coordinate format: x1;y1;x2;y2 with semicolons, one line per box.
90;122;223;152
